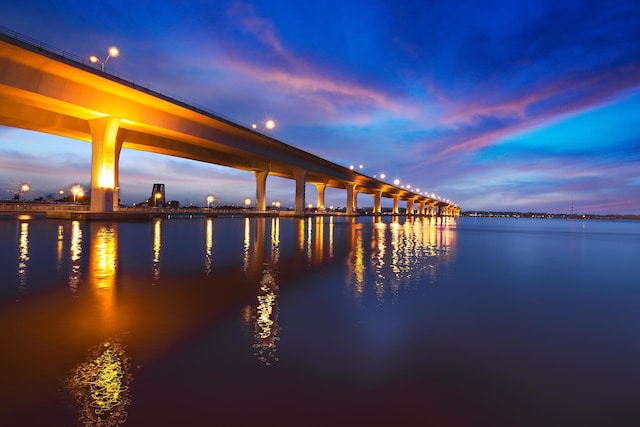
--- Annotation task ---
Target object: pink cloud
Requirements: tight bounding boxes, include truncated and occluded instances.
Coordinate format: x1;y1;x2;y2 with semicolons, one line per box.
426;64;640;160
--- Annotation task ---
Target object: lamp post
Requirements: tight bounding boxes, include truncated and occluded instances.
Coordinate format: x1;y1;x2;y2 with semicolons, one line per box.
251;119;276;131
244;198;251;210
17;183;30;200
206;195;215;209
90;46;120;72
71;185;83;204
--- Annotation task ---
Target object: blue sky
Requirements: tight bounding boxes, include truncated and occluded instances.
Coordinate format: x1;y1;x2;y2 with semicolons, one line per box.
1;0;639;213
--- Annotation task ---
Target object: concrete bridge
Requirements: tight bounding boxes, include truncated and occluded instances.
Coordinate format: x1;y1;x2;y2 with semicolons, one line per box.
0;28;460;217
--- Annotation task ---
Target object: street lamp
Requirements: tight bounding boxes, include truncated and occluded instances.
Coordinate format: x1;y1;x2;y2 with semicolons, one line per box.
71;185;83;204
244;198;251;209
206;195;215;208
394;179;400;186
90;46;120;72
252;119;276;131
154;192;162;207
15;183;30;200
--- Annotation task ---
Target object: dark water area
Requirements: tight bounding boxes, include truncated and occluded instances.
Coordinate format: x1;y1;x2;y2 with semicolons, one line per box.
1;215;639;426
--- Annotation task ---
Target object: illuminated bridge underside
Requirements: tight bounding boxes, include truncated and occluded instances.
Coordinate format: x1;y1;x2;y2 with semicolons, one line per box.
0;35;459;215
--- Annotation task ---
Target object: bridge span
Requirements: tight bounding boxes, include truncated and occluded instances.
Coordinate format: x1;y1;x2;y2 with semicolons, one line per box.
0;29;460;216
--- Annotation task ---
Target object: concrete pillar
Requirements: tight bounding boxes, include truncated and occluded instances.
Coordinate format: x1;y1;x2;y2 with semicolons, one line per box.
354;188;359;213
373;190;382;214
315;183;326;211
293;169;307;214
89;117;123;212
254;170;268;211
406;200;414;216
417;201;425;216
392;195;399;214
346;183;356;215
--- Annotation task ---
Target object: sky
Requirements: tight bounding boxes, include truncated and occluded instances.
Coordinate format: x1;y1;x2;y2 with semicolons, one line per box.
1;0;639;214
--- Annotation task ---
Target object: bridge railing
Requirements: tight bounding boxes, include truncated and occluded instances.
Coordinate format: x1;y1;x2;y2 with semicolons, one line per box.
0;202;90;212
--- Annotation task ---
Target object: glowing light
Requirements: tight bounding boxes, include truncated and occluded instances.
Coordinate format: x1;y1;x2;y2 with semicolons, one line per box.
66;342;131;427
90;46;120;72
242;217;251;274
93;226;117;290
256;271;277;339
205;218;213;275
72;185;84;204
394;179;400;186
244;198;251;208
69;221;83;292
99;168;114;189
153;219;161;282
206;195;215;208
265;119;275;130
18;222;29;290
380;173;386;179
20;183;30;193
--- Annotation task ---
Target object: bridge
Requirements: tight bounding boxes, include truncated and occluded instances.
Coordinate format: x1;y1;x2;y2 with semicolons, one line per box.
0;28;460;217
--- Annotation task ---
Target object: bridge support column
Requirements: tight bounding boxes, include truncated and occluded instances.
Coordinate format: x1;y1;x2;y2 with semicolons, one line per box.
392;195;399;214
315;183;326;211
406;200;414;216
373;190;382;214
417;201;425;216
293;169;307;215
89;116;123;213
346;184;357;215
254;170;268;211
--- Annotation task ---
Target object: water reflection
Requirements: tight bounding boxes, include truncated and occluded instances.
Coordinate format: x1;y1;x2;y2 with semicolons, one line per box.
243;217;251;273
347;224;365;301
204;218;213;275
91;224;118;290
374;221;387;302
346;217;457;303
270;217;280;264
66;341;132;427
17;221;29;291
152;218;161;283
253;268;280;365
240;218;282;365
57;224;64;272
69;220;83;293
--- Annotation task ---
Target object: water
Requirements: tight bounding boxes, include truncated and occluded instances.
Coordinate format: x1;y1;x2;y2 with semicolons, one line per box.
1;215;639;426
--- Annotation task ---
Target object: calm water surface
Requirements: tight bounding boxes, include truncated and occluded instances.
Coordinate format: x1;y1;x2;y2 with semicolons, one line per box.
1;215;639;426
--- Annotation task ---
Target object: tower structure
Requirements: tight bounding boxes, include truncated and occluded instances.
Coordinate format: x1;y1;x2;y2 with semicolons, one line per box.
150;183;165;207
